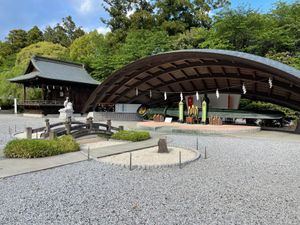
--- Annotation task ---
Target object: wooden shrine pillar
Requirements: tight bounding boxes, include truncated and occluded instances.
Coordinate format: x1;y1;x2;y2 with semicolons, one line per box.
41;84;45;100
23;85;27;103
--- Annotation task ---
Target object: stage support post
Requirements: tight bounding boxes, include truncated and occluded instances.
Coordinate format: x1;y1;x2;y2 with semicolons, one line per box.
179;101;184;123
14;98;17;114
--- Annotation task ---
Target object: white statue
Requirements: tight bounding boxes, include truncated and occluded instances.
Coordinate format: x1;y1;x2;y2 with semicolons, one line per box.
64;97;69;108
59;97;74;120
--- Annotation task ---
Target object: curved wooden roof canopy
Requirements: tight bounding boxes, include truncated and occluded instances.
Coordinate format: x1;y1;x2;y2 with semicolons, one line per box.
82;49;300;112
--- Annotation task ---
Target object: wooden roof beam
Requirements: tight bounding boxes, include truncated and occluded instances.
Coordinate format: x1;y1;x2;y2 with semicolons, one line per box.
207;67;213;76
189;81;197;90
214;79;219;89
125;74;300;104
221;67;226;75
179;83;188;92
168;72;177;81
108;62;268;102
202;79;208;90
180;69;189;78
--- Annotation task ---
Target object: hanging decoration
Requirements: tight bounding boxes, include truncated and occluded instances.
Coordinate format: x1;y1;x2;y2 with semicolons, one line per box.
242;83;247;94
216;89;220;99
180;92;183;101
46;85;49;90
164;91;167;100
268;77;273;89
196;91;199;101
149;90;152;98
135;88;139;96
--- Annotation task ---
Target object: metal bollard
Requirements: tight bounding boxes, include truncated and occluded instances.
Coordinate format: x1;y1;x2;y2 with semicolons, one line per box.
87;146;91;161
204;147;207;159
129;152;132;171
179;151;182;169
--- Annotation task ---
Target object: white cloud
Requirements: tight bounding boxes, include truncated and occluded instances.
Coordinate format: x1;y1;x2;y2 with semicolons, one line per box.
82;26;110;34
97;26;110;34
79;0;93;14
70;0;103;15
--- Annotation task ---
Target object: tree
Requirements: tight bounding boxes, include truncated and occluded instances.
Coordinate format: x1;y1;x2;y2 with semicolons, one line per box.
129;0;155;30
101;0;132;32
155;0;230;35
6;29;28;52
44;16;85;47
266;51;300;70
114;29;172;67
62;16;85;41
0;41;14;68
69;31;110;72
15;41;67;66
172;27;208;49
271;1;300;53
27;26;44;45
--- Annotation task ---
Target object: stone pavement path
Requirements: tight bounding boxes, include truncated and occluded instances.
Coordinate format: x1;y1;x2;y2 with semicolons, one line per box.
0;137;159;178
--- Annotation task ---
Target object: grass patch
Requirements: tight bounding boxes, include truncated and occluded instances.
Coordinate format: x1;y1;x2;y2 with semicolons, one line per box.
111;130;150;142
4;135;80;158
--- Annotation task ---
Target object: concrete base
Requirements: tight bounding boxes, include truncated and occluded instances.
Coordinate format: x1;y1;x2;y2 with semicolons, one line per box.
137;121;261;135
59;111;74;120
88;111;142;121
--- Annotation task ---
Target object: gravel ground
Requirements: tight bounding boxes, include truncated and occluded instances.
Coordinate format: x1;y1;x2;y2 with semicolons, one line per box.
1;134;300;225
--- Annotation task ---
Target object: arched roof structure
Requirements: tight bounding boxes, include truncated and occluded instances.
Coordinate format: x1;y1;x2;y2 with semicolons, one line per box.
82;49;300;112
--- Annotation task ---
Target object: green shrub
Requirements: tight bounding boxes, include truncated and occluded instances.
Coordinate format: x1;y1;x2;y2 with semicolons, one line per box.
111;130;150;142
4;135;80;158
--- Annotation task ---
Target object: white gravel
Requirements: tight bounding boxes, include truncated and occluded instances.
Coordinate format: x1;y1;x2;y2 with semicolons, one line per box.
1;134;300;224
98;146;197;166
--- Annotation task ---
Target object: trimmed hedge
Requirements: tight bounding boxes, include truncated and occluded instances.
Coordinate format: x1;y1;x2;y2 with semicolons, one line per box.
4;135;80;158
111;130;150;142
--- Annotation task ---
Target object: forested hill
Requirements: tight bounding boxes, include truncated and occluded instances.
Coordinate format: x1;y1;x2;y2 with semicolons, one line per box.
0;0;300;110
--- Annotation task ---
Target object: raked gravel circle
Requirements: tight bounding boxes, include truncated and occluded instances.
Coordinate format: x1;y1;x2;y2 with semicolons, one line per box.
0;134;300;225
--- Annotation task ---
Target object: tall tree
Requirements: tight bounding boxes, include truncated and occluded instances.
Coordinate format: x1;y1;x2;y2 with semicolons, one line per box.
0;41;14;67
27;26;44;45
69;31;110;73
129;0;155;30
101;0;132;32
6;29;28;52
44;16;85;47
155;0;230;35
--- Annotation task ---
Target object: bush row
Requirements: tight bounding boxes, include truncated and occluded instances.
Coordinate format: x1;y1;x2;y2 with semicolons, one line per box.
4;135;79;158
111;130;150;142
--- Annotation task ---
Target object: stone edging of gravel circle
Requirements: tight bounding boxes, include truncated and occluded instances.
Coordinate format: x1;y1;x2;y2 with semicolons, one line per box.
97;146;201;170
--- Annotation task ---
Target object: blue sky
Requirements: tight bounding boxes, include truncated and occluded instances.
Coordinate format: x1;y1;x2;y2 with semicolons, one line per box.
0;0;295;41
